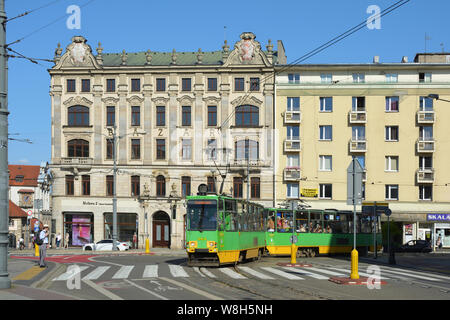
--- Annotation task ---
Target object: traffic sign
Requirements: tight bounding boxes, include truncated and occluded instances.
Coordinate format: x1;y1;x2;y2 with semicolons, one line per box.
347;158;364;205
27;210;33;217
290;235;298;244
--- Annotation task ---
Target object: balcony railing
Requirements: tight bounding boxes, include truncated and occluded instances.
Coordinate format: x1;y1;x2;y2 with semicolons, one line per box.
417;168;434;183
284;138;301;152
60;157;93;167
417;139;435;153
417;111;435;124
284;111;301;124
349;139;367;152
349;111;367;124
284;167;301;181
231;159;270;167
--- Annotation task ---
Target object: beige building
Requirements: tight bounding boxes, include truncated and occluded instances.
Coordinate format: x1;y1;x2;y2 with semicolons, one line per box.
275;54;450;248
49;33;285;249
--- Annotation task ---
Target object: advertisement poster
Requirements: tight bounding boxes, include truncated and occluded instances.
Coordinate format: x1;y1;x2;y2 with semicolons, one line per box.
72;216;91;246
405;224;413;235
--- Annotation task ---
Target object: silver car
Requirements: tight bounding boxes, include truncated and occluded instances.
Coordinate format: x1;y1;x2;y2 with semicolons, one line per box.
83;239;130;251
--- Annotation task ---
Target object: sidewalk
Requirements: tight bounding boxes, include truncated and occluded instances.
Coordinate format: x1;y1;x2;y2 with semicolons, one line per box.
8;247;187;256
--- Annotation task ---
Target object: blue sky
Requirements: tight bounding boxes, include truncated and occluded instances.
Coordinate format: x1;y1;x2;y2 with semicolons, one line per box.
5;0;450;165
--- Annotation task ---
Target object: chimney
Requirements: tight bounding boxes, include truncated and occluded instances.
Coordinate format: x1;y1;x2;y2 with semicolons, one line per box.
401;56;408;63
373;56;380;63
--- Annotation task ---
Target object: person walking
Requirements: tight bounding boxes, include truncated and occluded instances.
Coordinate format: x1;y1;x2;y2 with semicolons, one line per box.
56;233;61;249
64;232;69;249
133;232;137;249
39;225;49;268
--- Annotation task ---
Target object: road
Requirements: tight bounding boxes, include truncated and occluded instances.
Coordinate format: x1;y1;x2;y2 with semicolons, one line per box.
12;252;450;301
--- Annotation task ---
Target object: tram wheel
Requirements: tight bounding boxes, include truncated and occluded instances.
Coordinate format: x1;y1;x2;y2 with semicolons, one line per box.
307;248;316;258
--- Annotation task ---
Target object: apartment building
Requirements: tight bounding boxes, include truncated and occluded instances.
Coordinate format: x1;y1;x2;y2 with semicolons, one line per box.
275;54;450;248
49;34;285;249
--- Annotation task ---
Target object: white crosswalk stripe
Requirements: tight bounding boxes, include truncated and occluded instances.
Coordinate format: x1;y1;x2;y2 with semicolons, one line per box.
381;266;450;281
327;267;388;280
379;268;441;281
112;266;134;279
169;265;189;278
83;266;110;280
238;266;275;280
281;267;329;279
307;267;346;277
260;267;304;280
200;267;217;278
53;266;89;281
193;267;205;277
220;268;247;279
143;265;158;278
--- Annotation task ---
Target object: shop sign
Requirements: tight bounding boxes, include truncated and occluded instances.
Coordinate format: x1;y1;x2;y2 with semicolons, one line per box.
82;201;112;206
427;214;450;221
301;188;318;198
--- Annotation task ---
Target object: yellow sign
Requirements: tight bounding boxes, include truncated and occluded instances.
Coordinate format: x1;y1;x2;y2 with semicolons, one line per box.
301;188;318;198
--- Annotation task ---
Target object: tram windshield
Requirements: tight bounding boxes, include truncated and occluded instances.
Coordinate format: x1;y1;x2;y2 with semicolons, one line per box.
187;200;217;231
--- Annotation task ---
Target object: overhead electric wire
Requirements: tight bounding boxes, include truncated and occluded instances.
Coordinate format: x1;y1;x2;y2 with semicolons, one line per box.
5;0;64;23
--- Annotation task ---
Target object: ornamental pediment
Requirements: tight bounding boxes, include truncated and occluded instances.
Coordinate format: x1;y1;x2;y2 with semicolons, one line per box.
63;96;93;106
126;95;145;104
230;95;263;107
151;96;170;105
101;97;120;104
203;96;222;104
53;36;101;70
177;95;196;105
222;32;272;68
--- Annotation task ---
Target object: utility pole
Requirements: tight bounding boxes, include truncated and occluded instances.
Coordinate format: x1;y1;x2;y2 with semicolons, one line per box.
0;0;11;289
110;125;118;251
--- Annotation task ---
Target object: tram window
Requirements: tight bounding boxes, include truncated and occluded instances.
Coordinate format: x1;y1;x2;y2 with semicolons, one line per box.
296;211;308;233
225;199;236;212
237;202;244;215
277;211;293;233
310;212;323;233
360;215;371;233
218;199;224;211
225;212;237;231
323;212;335;233
267;211;275;232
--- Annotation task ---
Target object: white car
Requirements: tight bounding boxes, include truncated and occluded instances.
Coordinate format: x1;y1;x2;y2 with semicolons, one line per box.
82;239;130;251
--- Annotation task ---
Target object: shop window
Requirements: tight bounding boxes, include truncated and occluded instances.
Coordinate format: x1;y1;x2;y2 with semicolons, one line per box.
64;214;94;247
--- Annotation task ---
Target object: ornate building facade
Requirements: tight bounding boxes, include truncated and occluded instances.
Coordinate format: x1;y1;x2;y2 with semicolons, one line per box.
49;33;285;249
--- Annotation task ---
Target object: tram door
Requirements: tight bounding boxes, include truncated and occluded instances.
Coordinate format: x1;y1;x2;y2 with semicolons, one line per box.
152;211;170;248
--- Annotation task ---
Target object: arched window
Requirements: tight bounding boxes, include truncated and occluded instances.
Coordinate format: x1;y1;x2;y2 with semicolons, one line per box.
156;175;166;197
235;139;259;160
68;139;89;158
68;106;89;126
235;105;259;127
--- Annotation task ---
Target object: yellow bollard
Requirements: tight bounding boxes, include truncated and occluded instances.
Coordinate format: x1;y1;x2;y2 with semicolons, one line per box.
290;243;297;264
35;244;40;257
350;249;359;279
145;238;150;254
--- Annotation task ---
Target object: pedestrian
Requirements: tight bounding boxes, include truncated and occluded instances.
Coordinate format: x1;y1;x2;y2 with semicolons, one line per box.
133;232;137;249
64;232;69;249
19;237;24;250
38;224;49;268
56;233;61;249
437;236;442;250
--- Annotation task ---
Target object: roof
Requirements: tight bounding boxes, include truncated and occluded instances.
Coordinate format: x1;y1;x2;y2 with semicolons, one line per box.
9;165;40;187
9;200;28;218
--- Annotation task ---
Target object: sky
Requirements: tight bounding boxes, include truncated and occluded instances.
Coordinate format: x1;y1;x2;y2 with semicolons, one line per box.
4;0;450;165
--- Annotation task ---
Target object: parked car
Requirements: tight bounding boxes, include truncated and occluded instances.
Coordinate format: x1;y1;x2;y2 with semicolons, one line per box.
83;239;130;251
396;240;432;253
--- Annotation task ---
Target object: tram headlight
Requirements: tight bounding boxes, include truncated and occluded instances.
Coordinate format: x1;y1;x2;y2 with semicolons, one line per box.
207;241;216;248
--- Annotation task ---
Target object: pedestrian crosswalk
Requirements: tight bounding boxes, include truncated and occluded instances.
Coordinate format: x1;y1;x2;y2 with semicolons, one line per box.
51;263;450;285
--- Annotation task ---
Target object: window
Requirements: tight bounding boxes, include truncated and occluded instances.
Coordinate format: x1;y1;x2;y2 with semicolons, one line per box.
156;78;166;91
250;78;260;91
81;79;90;92
131;139;141;159
235;139;258;160
352;73;365;83
319;155;332;171
68;139;89;157
233;177;243;198
385;73;398;83
385;126;399;141
182;106;191;126
385;185;399;200
67;79;76;92
419;156;432;170
319;184;332;199
288;73;300;84
156;139;165;159
181;176;191;197
207;176;216;193
14;175;24;183
68;106;89;126
319;125;332;141
320;97;333;112
182;78;191;91
386;96;399;112
106;176;114;196
131;106;140;126
66;175;74;195
251;177;260;199
82;175;90;196
131;176;140;196
420;126;433;141
419;185;432;201
208;78;217;91
207;106;217;126
287;125;299;140
420;96;433;111
287;97;300;111
419;72;432;83
352;97;365;111
321;73;332;83
156;175;166;197
287;183;299;198
286;154;300;167
385;156;399;172
207;139;217;160
235;105;259;127
106;139;114;159
156;106;166;126
106;79;116;92
106;106;115;126
352;126;366;141
131;79;141;92
181;139;192;160
235;78;244;91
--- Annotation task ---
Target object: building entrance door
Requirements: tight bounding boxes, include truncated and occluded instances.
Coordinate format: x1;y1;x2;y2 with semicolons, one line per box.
152;211;170;248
